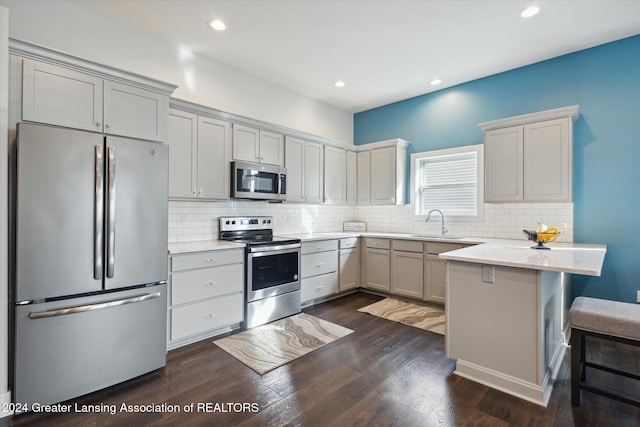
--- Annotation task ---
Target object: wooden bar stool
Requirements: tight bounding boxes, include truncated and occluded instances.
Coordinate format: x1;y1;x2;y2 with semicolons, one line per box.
569;296;640;407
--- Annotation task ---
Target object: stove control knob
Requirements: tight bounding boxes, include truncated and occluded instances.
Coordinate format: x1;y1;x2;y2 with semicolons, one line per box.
232;220;236;224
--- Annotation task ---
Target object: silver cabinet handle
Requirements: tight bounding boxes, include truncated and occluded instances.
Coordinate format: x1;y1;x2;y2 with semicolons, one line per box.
203;282;217;287
95;122;101;129
203;258;216;263
29;292;161;319
106;146;116;278
315;262;325;268
94;145;104;280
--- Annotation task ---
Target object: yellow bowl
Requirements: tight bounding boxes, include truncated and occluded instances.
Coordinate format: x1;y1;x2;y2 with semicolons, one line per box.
537;231;559;243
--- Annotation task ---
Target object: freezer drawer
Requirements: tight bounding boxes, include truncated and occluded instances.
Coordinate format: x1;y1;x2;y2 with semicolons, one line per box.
14;284;167;410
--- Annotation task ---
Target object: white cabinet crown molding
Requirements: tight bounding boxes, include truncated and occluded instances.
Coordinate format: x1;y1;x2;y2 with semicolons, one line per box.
355;138;410;151
9;38;177;95
478;105;580;132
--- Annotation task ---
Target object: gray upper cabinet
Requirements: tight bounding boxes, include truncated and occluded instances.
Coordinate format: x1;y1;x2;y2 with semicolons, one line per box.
357;139;409;205
285;136;323;203
324;146;347;204
168;107;231;200
481;106;579;203
232;124;284;166
22;58;169;142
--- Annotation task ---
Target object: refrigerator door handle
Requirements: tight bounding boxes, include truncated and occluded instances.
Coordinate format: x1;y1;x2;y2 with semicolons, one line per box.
94;145;104;280
28;292;162;319
106;146;116;278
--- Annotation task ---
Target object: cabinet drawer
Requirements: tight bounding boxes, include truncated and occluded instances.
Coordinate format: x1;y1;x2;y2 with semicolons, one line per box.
302;239;339;254
171;264;243;306
392;240;423;253
365;238;390;249
301;250;338;278
425;242;463;255
301;272;339;302
339;237;359;249
171;249;243;272
170;293;243;341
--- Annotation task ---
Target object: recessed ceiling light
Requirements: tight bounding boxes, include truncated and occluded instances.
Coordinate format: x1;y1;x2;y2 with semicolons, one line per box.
207;19;226;31
430;79;442;86
521;6;540;18
334;80;346;88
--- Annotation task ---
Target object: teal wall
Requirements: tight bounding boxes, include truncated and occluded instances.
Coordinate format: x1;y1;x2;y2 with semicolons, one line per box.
354;35;640;303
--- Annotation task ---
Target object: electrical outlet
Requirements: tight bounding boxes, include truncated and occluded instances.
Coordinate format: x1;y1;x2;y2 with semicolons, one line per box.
482;265;495;283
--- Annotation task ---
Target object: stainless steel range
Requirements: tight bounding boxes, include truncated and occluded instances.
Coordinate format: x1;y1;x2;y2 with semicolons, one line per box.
220;217;301;328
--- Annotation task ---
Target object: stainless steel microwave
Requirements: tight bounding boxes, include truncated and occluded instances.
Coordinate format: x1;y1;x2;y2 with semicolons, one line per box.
231;160;287;201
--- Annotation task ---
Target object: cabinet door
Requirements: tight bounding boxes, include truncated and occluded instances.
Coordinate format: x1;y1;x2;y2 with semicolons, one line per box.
259;130;284;166
167;109;197;198
523;118;571;201
103;80;168;142
392;251;424;299
357;150;371;204
365;248;390;291
346;150;357;205
304;141;324;203
424;254;447;304
232;124;260;162
371;146;396;204
485;125;523;202
197;116;231;199
22;58;103;133
324;146;347;204
339;248;359;291
285;136;305;202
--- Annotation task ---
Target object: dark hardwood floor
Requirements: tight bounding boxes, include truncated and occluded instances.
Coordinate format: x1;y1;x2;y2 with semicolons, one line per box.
9;292;640;427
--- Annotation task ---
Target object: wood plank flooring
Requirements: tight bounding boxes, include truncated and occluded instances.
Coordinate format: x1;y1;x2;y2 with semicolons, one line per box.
9;292;640;426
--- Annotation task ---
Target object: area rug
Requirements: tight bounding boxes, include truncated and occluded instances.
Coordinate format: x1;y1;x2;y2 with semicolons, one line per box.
358;298;445;335
213;312;353;375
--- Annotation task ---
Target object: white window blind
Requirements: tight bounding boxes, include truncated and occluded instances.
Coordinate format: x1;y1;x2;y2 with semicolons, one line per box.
412;145;483;218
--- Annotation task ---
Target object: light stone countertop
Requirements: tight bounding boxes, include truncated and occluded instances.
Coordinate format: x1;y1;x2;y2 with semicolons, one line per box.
168;240;245;255
168;232;606;276
439;240;607;276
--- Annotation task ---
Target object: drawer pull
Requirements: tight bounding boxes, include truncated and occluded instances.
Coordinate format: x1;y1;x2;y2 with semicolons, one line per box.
317;285;325;290
316;245;325;250
205;313;216;319
315;263;325;268
203;258;216;263
203;282;217;287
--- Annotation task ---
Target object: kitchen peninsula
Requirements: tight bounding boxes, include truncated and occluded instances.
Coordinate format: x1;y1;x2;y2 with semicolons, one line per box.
440;241;606;407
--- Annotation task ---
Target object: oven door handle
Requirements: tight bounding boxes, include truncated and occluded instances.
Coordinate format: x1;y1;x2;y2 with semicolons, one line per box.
248;243;301;253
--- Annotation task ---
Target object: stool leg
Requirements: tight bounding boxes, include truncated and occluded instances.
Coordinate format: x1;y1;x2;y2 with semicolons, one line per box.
571;328;582;406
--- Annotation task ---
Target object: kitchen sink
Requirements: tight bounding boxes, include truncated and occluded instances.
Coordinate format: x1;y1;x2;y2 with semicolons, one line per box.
410;234;465;240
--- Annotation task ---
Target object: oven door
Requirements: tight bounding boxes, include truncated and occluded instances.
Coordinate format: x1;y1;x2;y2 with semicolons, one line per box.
246;244;300;302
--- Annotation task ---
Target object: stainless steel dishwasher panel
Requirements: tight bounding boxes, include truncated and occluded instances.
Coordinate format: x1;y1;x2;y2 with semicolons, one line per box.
13;284;167;409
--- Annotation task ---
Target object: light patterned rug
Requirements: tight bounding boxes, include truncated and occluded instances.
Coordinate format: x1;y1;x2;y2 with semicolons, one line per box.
213;313;353;375
358;298;445;335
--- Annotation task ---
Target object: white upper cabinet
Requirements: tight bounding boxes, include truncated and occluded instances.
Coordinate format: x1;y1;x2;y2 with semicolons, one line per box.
168;107;231;200
481;106;578;203
22;59;103;133
285;136;323;203
168;109;197;198
103;80;168;142
324;146;347;204
357;139;409;205
197;116;231;199
22;58;170;142
357;150;371;205
232;124;284;166
346;150;357;205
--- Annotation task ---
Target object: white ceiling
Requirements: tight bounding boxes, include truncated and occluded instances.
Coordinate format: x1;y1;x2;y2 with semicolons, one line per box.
66;0;640;113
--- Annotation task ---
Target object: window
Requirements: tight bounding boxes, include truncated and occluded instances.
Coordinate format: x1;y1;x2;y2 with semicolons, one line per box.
411;144;483;219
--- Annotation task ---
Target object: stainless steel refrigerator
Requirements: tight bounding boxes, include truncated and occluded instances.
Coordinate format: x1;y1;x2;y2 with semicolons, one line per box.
13;122;169;409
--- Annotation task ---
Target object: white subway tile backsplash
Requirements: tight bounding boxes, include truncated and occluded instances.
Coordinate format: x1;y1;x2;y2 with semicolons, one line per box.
168;200;574;243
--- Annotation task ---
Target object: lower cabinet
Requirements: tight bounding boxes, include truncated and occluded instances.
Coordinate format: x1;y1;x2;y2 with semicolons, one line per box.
424;242;464;304
364;238;390;291
391;240;424;299
339;237;359;291
168;248;244;349
301;239;339;304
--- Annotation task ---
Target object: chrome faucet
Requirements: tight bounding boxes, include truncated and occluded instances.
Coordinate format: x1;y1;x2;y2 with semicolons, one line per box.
426;209;448;236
